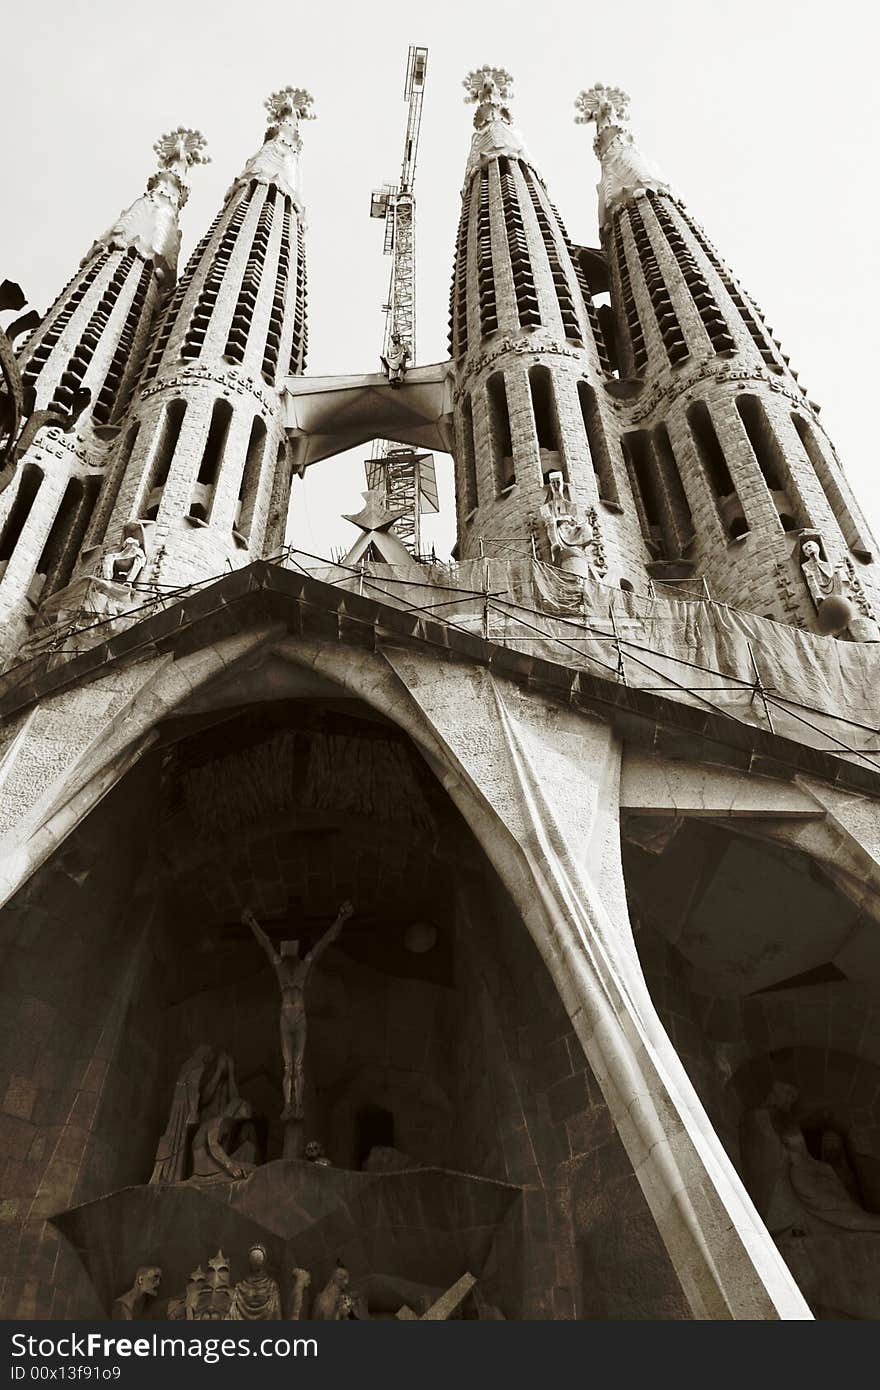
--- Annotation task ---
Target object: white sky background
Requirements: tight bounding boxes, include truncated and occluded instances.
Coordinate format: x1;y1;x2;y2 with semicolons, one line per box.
3;0;878;562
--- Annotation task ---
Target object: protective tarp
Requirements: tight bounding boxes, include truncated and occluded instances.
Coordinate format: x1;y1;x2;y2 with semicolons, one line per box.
292;555;880;766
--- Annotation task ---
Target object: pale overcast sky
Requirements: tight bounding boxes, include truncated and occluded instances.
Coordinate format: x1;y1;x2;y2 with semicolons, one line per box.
3;0;878;561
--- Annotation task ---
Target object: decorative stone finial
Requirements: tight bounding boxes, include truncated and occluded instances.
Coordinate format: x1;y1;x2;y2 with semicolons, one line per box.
574;83;671;226
264;87;315;131
461;66;531;181
232;86;315;207
152;127;211;179
91;128;210;278
463;66;514;129
575;84;631;140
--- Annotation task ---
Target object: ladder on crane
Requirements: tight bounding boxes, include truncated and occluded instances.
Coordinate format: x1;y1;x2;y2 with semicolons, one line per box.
365;45;438;557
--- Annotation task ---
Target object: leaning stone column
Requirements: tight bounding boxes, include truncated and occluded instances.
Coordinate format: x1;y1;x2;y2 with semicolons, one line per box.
376;648;811;1320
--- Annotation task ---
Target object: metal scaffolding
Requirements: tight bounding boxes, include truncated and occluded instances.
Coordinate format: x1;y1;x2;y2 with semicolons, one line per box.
365;45;438;555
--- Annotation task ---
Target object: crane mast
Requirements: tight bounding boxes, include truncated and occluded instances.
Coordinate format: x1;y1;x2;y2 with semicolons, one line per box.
366;45;437;556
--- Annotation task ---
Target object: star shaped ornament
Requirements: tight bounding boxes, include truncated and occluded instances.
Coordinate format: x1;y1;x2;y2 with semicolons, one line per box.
343;489;408;534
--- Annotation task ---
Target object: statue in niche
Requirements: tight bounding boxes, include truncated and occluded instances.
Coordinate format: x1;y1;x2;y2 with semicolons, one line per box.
150;1044;238;1184
111;1266;162;1320
289;1264;312;1320
799;536;855;634
741;1082;880;1235
191;1251;234;1320
242;901;354;1121
229;1244;282;1320
189;1096;257;1182
539;471;602;580
167;1266;207;1321
382;332;411;388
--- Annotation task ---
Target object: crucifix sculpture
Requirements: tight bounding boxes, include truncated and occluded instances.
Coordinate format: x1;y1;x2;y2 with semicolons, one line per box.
242;902;353;1122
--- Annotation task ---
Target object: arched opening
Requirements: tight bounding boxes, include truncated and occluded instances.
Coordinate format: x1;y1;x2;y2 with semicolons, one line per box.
143;399;187;521
0;669;681;1321
487;372;514;493
791;414;872;562
687;401;749;540
0;463;43;570
621;810;880;1319
190;399;234;524
234;416;268;544
35;476;90;597
528;366;562;477
87;421;140;549
736;394;807;531
458;395;478;515
577;381;618;504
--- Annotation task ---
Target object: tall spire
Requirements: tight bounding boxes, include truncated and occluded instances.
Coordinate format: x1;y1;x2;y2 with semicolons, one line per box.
87;85;315;597
230;86;315;210
94;128;210;281
575;84;671;228
462;66;532;181
571;83;880;637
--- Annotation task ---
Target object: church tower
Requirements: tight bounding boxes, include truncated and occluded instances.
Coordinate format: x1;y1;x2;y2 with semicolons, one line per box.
89;88;314;592
575;85;880;635
0;129;207;655
448;68;648;585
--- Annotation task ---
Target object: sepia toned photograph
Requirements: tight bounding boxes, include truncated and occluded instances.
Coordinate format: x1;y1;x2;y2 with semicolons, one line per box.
0;0;878;1352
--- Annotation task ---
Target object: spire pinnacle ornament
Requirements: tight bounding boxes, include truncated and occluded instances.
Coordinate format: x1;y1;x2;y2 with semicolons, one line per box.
575;85;631;141
574;83;671;226
93;128;210;277
461;66;531;181
233;86;315;208
463;66;514;129
152;127;211;181
264;87;315;134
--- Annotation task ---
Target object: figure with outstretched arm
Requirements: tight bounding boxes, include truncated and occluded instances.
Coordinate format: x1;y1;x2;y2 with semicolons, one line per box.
242;901;353;1120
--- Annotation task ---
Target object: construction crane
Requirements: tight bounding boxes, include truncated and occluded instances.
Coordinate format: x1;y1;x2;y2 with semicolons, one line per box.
365;45;438;557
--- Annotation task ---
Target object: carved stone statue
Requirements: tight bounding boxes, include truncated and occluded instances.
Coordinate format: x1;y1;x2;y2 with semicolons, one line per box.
313;1264;352;1320
799;536;855;633
242;901;353;1120
167;1266;207;1320
191;1251;234;1320
289;1265;312;1320
189;1097;256;1182
382;333;410;388
150;1044;238;1184
229;1244;282;1320
741;1082;880;1235
305;1140;331;1166
539;472;600;579
111;1266;161;1320
101;535;147;586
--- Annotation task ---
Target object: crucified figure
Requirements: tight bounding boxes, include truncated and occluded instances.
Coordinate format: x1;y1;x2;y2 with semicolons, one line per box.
242;902;353;1120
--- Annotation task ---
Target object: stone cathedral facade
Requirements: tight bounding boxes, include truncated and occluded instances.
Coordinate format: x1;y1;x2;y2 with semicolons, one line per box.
2;68;880;1322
